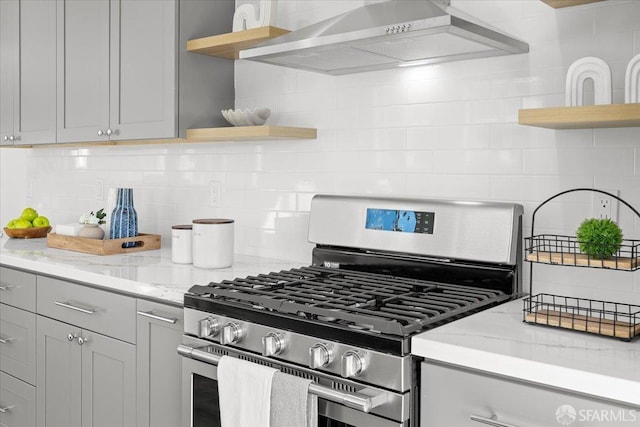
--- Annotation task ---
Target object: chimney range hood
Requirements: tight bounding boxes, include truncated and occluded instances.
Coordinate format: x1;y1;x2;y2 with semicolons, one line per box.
239;0;529;75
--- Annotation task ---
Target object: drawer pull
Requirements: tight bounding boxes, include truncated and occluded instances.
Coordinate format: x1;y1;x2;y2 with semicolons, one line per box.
471;414;520;427
54;301;96;315
0;284;13;291
137;310;178;324
0;336;15;344
0;405;14;413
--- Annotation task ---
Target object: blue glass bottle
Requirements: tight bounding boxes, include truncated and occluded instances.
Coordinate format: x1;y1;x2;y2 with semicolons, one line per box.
109;188;138;248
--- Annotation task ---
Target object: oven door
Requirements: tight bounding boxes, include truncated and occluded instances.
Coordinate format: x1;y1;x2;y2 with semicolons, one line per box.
179;336;409;427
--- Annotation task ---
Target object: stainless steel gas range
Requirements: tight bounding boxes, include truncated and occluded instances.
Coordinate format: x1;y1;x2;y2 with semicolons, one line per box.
179;194;523;427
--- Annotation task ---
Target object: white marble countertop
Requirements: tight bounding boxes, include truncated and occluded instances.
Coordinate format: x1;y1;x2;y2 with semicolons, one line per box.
412;298;640;407
0;236;300;305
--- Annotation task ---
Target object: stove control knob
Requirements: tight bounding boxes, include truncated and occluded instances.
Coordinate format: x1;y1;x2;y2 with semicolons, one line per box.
198;317;219;339
262;332;285;357
221;322;243;345
309;343;333;369
341;350;365;378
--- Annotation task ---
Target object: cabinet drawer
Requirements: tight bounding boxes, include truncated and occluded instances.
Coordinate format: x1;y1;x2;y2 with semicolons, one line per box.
37;276;136;344
421;362;638;427
0;303;36;385
0;267;36;311
0;371;36;427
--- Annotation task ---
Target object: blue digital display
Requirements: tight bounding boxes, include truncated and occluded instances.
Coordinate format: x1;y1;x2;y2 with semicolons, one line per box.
365;208;435;234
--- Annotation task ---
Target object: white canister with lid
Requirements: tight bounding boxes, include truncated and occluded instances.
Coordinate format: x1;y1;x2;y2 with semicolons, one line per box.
171;225;193;264
192;219;234;268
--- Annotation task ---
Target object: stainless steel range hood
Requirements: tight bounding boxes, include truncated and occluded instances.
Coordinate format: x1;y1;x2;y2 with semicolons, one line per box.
239;0;529;75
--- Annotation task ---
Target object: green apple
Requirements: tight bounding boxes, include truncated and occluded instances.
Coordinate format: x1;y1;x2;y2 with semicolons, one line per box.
6;219;19;229
21;207;38;222
13;219;33;229
32;216;50;227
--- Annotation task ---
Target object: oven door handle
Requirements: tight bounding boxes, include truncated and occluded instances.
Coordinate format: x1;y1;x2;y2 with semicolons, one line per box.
177;344;388;413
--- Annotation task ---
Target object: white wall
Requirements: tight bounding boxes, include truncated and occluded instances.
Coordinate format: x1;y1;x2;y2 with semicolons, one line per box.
1;0;639;303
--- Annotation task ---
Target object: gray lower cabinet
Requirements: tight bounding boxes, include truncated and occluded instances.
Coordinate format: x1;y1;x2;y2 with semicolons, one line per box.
136;300;184;427
421;361;638;427
0;371;36;427
0;0;57;145
0;267;37;427
57;0;234;144
36;315;136;427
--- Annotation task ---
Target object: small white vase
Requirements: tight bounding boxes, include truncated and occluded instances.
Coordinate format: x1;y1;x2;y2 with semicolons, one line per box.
78;224;105;240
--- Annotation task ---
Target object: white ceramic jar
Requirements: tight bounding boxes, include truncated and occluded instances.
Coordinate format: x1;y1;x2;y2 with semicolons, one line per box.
192;219;234;268
171;225;193;264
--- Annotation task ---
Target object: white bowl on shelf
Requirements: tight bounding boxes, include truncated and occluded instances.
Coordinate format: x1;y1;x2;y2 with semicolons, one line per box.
221;108;271;126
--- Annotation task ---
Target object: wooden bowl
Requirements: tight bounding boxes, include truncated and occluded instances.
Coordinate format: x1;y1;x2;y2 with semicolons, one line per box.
4;226;52;239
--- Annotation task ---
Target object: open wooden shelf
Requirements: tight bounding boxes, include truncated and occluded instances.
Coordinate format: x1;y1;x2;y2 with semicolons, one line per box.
186;125;317;142
541;0;604;8
518;103;640;129
186;26;290;59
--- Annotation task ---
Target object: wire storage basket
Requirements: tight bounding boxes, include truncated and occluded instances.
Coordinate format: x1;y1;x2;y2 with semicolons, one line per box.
523;188;640;341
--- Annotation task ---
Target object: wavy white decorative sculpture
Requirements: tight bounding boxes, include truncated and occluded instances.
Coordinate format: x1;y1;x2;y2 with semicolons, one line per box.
624;53;640;104
233;0;278;32
565;57;612;106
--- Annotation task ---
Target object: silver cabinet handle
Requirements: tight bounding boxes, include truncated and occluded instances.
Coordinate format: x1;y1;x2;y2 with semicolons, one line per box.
54;301;96;315
0;284;13;291
0;336;15;344
471;414;520;427
77;336;88;345
137;310;177;324
8;135;15;141
106;128;112;136
0;405;14;413
2;136;8;141
177;344;387;413
97;130;104;136
67;333;78;342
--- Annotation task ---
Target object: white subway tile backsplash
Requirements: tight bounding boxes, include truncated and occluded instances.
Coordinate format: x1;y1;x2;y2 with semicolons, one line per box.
1;0;638;301
523;148;635;176
434;150;522;175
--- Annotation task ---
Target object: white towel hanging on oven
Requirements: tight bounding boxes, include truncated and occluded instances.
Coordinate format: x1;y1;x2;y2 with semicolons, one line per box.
217;356;278;427
270;371;318;427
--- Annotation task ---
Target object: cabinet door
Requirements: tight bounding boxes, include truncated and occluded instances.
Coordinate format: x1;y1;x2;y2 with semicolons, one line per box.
0;0;18;145
110;0;177;140
421;362;639;427
36;315;82;427
0;371;36;427
136;301;183;427
15;0;57;145
0;303;36;385
81;329;136;427
56;0;110;143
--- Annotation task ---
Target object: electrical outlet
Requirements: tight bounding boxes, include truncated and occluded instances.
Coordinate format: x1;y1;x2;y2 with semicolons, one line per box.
592;189;619;221
209;181;221;207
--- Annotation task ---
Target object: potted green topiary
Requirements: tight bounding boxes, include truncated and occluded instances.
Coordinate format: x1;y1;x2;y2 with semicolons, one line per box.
576;218;623;259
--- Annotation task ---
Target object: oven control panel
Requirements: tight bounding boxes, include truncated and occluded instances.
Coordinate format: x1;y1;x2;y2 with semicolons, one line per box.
184;308;412;392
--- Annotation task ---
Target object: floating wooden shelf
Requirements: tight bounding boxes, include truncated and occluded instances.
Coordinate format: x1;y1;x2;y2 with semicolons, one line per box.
186;125;317;142
186;26;290;59
518;103;640;129
541;0;604;8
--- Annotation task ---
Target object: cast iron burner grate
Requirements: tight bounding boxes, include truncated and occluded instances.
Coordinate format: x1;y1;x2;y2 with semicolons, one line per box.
188;266;509;336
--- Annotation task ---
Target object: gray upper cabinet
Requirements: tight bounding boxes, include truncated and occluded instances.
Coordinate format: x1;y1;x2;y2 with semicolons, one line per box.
0;0;57;146
57;0;234;144
56;0;110;143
